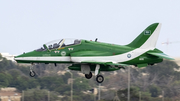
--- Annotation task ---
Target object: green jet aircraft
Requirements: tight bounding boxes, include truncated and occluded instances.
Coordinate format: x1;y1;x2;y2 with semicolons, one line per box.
15;23;174;83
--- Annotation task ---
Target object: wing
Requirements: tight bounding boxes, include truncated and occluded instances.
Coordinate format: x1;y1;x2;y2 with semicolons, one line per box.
147;52;174;60
70;51;130;69
81;60;129;69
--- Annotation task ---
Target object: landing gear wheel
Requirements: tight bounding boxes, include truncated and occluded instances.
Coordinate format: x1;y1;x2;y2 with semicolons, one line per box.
96;75;104;83
85;72;92;79
29;71;36;77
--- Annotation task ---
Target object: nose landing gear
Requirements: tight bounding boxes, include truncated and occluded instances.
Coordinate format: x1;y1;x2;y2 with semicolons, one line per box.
30;71;36;77
30;64;36;77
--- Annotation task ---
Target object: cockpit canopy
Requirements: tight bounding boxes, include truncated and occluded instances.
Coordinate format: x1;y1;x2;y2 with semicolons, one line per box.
36;39;81;51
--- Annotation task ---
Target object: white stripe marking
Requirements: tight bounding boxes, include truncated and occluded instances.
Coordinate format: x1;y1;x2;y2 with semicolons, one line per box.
15;57;71;61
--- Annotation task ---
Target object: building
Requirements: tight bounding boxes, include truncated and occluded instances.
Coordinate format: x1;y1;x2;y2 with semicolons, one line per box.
0;53;15;62
0;87;21;101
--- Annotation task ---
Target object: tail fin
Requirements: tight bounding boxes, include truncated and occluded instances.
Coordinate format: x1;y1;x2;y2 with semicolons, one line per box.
127;23;162;49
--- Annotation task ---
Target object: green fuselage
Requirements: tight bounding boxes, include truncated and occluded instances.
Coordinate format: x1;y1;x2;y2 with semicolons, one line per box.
15;40;163;66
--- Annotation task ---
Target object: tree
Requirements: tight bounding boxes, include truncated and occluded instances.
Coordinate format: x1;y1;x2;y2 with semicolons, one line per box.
149;84;161;97
0;73;9;87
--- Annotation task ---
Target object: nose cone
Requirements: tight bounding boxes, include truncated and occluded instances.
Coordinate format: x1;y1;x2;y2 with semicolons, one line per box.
14;55;21;61
14;55;16;59
14;51;36;63
14;53;26;63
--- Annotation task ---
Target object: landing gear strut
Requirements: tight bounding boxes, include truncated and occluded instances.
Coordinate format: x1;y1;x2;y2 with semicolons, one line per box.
85;72;92;79
30;64;36;77
96;75;104;83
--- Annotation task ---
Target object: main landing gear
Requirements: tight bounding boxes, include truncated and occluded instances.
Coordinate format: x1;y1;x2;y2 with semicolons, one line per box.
85;72;104;83
29;64;36;77
96;75;104;83
85;72;92;79
84;64;104;83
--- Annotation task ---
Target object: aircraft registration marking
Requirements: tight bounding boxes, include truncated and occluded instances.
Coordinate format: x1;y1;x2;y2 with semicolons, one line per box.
43;54;51;56
139;57;144;60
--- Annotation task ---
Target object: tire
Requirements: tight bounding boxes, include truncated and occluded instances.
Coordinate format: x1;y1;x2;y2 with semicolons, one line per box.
29;71;36;77
96;75;104;83
85;72;92;79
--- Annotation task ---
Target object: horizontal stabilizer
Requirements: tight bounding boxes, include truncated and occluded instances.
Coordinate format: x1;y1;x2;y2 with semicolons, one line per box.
147;52;174;60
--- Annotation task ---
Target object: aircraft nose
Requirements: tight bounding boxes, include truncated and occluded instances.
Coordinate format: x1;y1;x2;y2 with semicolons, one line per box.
13;51;36;63
14;53;26;62
14;56;17;60
14;55;19;62
13;56;18;63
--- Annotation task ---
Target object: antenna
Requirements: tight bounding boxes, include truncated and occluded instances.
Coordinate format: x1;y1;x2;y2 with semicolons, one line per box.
95;38;98;42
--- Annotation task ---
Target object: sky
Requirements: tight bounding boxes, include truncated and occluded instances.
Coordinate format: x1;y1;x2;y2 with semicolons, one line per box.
0;0;180;57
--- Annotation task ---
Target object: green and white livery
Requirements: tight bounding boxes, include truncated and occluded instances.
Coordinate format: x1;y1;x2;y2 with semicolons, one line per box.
15;23;173;83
